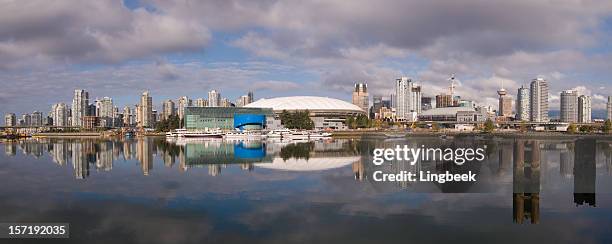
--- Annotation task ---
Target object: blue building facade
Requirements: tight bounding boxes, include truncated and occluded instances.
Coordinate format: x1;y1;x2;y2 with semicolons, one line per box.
184;107;273;131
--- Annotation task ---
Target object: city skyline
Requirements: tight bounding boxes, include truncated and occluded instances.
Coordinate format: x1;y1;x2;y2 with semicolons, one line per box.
1;1;612;117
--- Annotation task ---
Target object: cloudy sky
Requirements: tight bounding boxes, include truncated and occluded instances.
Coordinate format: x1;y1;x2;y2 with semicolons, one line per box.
1;0;612;116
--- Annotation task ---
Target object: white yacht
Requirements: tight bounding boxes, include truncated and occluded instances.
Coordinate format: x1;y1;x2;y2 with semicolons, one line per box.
166;129;187;138
286;131;310;140
224;130;265;140
308;131;332;139
265;128;292;139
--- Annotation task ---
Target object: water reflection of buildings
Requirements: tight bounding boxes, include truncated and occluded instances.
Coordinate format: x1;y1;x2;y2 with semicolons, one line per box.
137;138;153;176
574;139;596;207
513;140;541;224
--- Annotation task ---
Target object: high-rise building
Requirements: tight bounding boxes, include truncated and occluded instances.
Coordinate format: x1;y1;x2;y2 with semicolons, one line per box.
52;103;68;126
71;89;89;126
21;114;31;126
370;95;384;118
139;91;153;128
352;83;369;113
236;95;250;107
31;111;43;126
221;98;232;107
578;95;591;123
516;85;530;121
395;77;422;121
4;113;16;126
123;106;133;126
435;94;453;108
607;96;612;121
497;85;513;117
560;90;578;123
162;99;176;120
177;96;191;120
529;78;549;122
97;97;114;127
247;91;254;104
208;90;220;107
194;98;207;107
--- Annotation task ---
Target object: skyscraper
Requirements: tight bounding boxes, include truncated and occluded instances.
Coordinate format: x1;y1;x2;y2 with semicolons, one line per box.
208;90;220;107
247;91;254;103
395;77;422;121
4;113;16;126
97;97;114;127
139;91;153;128
560;90;578;123
497;84;513;117
71;89;89;127
162;99;176;120
516;85;530;121
370;95;384;118
177;96;191;121
31;111;43;126
607;96;612;121
435;94;453;108
52;103;68;126
220;98;232;107
236;95;250;107
529;78;549;122
194;98;207;107
578;95;591;123
123;106;133;126
352;83;369;113
21;114;31;126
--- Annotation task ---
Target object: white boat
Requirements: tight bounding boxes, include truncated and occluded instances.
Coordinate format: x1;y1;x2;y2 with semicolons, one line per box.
183;130;223;138
166;128;187;137
224;130;265;140
308;131;332;139
286;131;310;140
265;128;292;139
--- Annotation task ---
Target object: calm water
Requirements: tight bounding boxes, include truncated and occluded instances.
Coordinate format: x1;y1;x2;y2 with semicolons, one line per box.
0;136;611;243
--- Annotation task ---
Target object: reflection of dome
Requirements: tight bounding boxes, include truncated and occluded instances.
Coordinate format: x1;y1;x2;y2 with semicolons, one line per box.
255;156;360;171
245;96;365;114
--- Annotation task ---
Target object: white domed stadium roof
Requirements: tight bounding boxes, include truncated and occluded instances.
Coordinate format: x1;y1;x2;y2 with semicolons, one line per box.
244;96;364;113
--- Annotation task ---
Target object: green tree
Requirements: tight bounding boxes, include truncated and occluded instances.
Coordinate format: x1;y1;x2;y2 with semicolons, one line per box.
567;123;577;134
431;122;439;132
519;120;528;133
579;125;593;133
483;119;495;133
603;119;612;133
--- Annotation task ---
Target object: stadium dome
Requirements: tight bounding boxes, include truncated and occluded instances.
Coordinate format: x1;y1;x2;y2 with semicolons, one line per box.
244;96;365;114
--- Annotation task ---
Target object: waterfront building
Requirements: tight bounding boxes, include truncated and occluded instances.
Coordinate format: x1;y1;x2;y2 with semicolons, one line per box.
194;98;207;107
208;90;220;107
245;96;365;130
418;107;486;122
436;94;453;108
497;85;513;117
139;91;153;128
395;77;422;121
71;89;89;126
52;103;68;126
530;78;549;122
516;85;530;121
162;99;175;120
184;107;273;131
4;113;16;126
578;95;591;123
352;83;369;114
560;90;578;123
